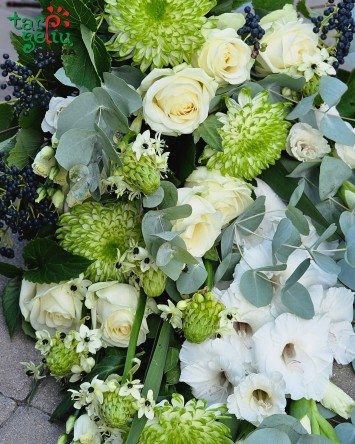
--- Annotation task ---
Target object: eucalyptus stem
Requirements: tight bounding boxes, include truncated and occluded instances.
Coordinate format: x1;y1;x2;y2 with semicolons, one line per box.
204;259;214;290
122;289;147;382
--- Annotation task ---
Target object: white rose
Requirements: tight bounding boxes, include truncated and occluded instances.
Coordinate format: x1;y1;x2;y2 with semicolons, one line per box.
256;19;318;77
41;96;76;134
32;146;56;178
19;276;89;334
185;167;253;224
138;64;218;136
335;123;355;168
192;28;254;86
171;187;224;257
259;4;298;31
286;122;331;162
89;282;155;348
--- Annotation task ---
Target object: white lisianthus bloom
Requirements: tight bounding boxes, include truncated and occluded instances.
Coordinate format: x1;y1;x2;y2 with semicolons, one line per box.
180;335;251;405
185;167;253;225
253;313;333;400
286;122;331;162
227;372;287;425
138;63;218;136
171;187;224;257
192;28;254;86
321;381;355;419
335;123;355;168
73;414;101;444
309;285;355;364
41;96;76;134
32;145;56;178
259;4;297;31
88;281;155;348
19;275;91;334
256;12;318;77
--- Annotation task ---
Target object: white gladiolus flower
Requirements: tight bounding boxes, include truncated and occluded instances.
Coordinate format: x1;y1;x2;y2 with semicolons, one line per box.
227;372;287;425
73;414;101;444
179;335;251;405
286;122;331;162
253;313;333;400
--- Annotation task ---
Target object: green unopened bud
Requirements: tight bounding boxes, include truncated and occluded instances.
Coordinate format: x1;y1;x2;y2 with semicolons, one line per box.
302;76;321;103
46;335;80;377
53;166;68;186
66;415;77;434
40;145;55;160
52;189;65;209
100;391;137;428
130;115;143;134
121;151;160;195
57;433;68;444
338;181;355;210
180;291;225;343
321;381;355;420
49;166;59;181
140;267;166;297
35;187;47;203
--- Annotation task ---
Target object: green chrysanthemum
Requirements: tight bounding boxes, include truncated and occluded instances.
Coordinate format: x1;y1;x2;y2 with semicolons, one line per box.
177;291;225;343
100;391;137;429
139;394;233;444
121;151;161;196
202;89;291;180
105;0;216;72
57;202;142;282
46;334;80;377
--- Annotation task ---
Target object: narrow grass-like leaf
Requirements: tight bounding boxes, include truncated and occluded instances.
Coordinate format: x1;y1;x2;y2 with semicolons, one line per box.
2;277;22;337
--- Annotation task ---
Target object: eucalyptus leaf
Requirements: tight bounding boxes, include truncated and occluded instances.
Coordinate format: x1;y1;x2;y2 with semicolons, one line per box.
172;244;198;265
156;242;175;267
289;179;306;206
283;259;310;290
281;282;314;319
345;225;355;267
319;76;348;107
193;114;223;151
143;187;165;208
214;252;241;283
56;128;97;170
221;222;236;260
142;211;172;252
165;278;182;302
240;270;273;307
102;72;142;116
2;277;21;338
94;124;122;164
235;196;266;236
311;224;338;250
259;74;306;91
54;67;77;87
162;205;192;221
160;181;178;208
319;156;352;201
339;211;355;236
335;423;355;444
338;259;355;290
311;251;341;275
259;413;308;441
111;65;145;89
153;231;182;241
272;218;301;263
176;258;207;294
244;428;291;444
159;257;185;281
286;205;310;236
286;94;317;120
320;113;355;146
297;436;332;444
93;87;129;133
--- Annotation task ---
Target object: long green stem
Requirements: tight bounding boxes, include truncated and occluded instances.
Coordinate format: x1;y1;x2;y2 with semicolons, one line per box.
204;259;214;290
121;289;147;382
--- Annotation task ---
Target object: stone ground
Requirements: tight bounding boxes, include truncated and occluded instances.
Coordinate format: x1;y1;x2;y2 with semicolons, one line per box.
0;0;354;443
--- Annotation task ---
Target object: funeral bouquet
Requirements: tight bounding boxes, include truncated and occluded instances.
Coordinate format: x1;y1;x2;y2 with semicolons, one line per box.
0;0;354;443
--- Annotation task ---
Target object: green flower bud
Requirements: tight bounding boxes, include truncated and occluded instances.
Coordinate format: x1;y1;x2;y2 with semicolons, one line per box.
140;267;166;297
57;433;68;444
39;145;55;160
139;394;233;444
66;415;77;434
52;189;65;209
121;150;161;195
302;75;321;98
35;187;47;203
338;181;355;210
178;290;225;343
321;381;355;420
100;391;137;429
46;335;80;377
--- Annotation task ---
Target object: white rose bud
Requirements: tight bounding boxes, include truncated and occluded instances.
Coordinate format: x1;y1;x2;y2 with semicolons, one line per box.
32;148;56;178
51;189;65;209
171;187;224;257
39;145;55;160
185;167;253;225
138;63;218;136
286;122;331;162
192;28;254;86
259;4;298;31
41;96;76;134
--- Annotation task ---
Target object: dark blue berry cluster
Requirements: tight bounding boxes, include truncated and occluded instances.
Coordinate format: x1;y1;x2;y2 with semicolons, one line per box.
1;48;56;116
0;153;58;258
311;0;354;68
237;6;265;57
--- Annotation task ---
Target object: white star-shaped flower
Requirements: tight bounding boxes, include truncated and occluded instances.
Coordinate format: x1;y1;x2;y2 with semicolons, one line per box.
137;389;155;420
119;379;144;400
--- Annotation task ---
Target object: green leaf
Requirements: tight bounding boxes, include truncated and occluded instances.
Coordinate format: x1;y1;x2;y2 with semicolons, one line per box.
286;205;310;236
176;258;208;294
22;319;36;339
289;179;306;206
287;161;320;179
162;205;192;220
335;423;355;444
94;124;122;165
235;196;266;236
240;270;273;307
244;429;291;444
296;0;312;19
338;259;355;290
143;186;165;208
160;181;178;209
0;103;15;137
259;74;306;92
214;252;241;283
337;70;355;119
23;239;92;284
56;128;97;169
319;76;348;108
56;92;99;137
62;32;100;91
50;392;74;421
0;135;17;155
210;0;248;15
319;156;352;201
19;105;45;130
111;65;145;89
156;242;174;267
164;347;180;373
311;251;340;275
0;262;23;278
281;282;314;319
89;354;126;380
51;0;97;31
284;259;310;290
340;211;355;236
221;222;236;260
286;94;317;120
272;218;301;263
193;115;223;151
7;128;42;169
93;87;129;132
102;72;142;116
10;32;51;68
259;413;308;441
2;277;22;337
80;25;111;81
320;114;355;146
311;224;338;250
296;435;331;443
345;225;355;267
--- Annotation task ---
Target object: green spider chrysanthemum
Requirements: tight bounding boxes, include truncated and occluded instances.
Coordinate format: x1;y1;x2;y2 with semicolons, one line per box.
139;394;234;444
100;391;137;429
46;333;80;377
105;0;216;72
57;202;142;282
202;89;291;180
